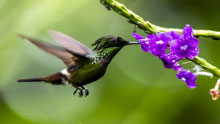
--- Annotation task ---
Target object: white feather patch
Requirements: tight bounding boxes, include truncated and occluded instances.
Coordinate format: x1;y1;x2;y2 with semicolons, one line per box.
61;68;70;85
61;68;69;76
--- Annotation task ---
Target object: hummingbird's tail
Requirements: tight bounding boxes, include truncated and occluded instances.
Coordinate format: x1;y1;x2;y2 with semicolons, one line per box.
17;72;67;85
17;78;44;82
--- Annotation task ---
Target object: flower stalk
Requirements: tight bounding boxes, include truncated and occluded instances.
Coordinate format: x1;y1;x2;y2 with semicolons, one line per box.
189;57;220;78
100;0;220;39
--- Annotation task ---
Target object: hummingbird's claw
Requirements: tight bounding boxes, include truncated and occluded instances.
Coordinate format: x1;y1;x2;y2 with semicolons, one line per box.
73;90;77;95
73;88;79;95
81;86;89;97
79;90;83;97
73;86;89;97
85;89;89;96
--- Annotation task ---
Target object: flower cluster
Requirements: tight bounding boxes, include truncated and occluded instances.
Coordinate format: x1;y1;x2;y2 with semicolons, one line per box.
132;25;199;88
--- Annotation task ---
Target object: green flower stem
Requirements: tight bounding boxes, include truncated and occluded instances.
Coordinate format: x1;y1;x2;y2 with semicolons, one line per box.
101;0;220;78
190;57;220;77
100;0;220;39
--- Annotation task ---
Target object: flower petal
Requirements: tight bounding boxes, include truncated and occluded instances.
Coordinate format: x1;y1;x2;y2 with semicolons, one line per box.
132;32;145;42
176;70;197;89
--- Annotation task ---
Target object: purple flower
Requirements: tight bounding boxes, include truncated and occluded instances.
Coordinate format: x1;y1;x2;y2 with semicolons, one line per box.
182;24;193;37
132;25;200;89
170;31;182;40
176;70;197;88
148;32;171;56
132;32;145;42
159;53;182;71
170;25;199;60
140;41;149;52
132;32;149;52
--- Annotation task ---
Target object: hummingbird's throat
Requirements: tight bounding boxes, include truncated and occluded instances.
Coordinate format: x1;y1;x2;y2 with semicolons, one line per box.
92;51;110;64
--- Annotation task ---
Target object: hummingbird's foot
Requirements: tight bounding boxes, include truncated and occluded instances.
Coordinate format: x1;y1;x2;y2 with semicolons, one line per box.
81;86;89;97
73;86;89;97
73;87;83;97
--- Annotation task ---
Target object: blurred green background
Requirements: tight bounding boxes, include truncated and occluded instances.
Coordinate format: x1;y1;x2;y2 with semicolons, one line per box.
1;0;220;124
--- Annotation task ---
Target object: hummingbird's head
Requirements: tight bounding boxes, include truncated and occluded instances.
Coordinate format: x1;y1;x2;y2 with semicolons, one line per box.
92;36;138;50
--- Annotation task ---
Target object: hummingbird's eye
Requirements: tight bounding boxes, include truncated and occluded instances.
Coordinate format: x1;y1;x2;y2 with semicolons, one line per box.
112;40;117;43
109;38;117;44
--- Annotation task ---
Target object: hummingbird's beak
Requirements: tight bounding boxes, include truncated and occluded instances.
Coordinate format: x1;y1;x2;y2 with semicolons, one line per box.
117;37;140;46
126;41;140;45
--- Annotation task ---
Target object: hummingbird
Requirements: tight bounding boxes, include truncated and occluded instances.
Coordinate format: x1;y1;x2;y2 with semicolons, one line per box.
17;31;139;97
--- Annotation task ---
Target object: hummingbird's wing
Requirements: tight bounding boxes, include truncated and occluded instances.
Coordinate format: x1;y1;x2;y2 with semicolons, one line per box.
49;31;94;58
18;34;81;68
